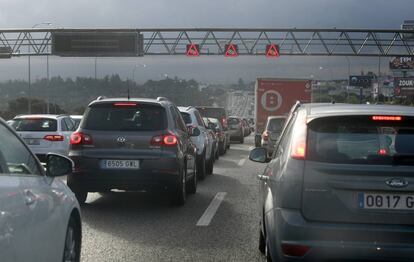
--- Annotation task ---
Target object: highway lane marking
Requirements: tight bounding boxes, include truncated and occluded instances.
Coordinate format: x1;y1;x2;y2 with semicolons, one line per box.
196;192;227;226
238;158;246;166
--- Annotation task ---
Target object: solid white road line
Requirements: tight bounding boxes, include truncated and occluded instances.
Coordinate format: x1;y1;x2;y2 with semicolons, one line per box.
196;192;227;226
238;158;246;166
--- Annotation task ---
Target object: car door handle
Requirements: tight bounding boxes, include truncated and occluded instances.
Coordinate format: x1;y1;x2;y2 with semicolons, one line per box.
24;190;37;206
258;175;270;182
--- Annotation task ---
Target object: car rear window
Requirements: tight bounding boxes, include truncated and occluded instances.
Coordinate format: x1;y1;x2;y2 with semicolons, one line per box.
83;104;166;131
180;112;192;125
11;118;57;132
228;118;240;125
267;118;285;132
307;115;414;165
196;107;226;119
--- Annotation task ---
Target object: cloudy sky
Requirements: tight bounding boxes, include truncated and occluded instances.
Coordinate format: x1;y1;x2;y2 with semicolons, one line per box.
0;0;413;83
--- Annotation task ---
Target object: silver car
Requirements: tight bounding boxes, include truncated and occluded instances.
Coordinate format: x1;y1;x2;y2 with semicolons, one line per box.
261;116;286;156
250;102;414;261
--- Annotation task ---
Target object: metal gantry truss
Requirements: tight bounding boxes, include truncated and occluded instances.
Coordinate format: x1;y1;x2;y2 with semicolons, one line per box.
1;28;414;57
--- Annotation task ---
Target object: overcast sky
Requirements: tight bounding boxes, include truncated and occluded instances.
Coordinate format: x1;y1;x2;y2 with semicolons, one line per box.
0;0;413;83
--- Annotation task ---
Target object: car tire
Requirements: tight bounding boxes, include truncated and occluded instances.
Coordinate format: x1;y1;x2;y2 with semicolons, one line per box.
172;167;186;206
197;152;206;180
259;228;266;254
239;135;244;144
62;216;81;262
67;177;88;205
219;142;225;156
206;154;214;175
186;162;197;194
215;149;219;160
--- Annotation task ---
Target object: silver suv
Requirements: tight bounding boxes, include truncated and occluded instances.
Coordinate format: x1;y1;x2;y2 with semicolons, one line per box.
250;102;414;261
179;106;214;179
11;114;76;162
68;97;198;205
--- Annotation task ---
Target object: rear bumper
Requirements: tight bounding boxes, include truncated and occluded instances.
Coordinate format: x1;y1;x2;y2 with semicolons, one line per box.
229;129;242;138
69;154;181;192
272;208;414;261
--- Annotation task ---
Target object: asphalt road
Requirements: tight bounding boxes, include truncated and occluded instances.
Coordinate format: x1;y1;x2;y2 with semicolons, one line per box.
79;135;266;262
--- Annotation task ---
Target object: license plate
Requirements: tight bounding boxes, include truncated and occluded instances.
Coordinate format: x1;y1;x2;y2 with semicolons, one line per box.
358;192;414;210
101;160;140;169
24;139;40;145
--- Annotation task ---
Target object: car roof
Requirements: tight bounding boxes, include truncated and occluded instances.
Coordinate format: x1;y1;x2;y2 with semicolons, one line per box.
268;116;287;120
13;114;66;119
301;103;414;118
177;106;196;112
88;97;172;107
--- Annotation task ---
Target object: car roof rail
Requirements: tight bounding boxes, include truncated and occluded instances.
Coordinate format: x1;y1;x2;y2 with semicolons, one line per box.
96;96;107;101
57;114;70;117
156;97;169;102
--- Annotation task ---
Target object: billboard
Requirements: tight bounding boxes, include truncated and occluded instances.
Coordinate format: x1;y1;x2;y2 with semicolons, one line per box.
52;31;143;57
394;77;414;96
389;56;414;70
349;75;373;87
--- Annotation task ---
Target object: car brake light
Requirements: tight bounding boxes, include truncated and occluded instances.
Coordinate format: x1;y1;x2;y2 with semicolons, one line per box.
262;131;269;141
291;110;307;160
281;244;310;257
372;116;402;121
221;117;227;127
70;132;93;145
113;102;137;107
151;134;178;147
379;148;388;155
43;135;64;142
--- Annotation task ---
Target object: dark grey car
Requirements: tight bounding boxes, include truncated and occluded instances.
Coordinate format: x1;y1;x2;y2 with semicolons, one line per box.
250;102;414;261
68;97;198;206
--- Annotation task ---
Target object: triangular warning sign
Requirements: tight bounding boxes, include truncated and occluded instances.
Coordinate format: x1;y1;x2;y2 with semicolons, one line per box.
186;44;200;56
225;44;238;57
266;44;280;58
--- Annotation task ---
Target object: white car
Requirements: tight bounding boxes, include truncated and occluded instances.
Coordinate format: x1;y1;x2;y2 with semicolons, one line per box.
10;114;76;162
0;118;81;262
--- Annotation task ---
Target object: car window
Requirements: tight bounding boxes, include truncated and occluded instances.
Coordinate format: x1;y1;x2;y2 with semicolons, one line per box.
175;107;188;132
64;118;75;131
273;113;296;159
307;115;414;165
84;104;166;131
180;112;192;125
11;118;58;132
0;124;42;176
195;111;205;127
267;118;286;132
228;118;240;125
61;118;69;131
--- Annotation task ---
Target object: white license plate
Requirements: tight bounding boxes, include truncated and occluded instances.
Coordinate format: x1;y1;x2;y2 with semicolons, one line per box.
101;160;140;169
358;192;414;210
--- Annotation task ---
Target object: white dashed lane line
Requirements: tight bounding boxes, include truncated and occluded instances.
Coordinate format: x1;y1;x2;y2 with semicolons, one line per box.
196;192;227;226
238;158;246;167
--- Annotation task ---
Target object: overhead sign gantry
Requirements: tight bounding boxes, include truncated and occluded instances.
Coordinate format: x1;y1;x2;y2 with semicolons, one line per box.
0;28;414;57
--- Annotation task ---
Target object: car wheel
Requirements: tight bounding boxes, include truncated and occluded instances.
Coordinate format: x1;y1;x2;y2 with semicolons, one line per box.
62;216;81;262
219;143;225;155
239;135;244;144
197;152;206;180
215;150;219;160
67;177;88;205
259;228;266;254
187;162;197;194
172;167;186;206
206;154;214;175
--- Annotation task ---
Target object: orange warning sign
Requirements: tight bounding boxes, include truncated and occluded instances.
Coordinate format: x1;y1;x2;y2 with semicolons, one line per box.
225;43;238;57
266;44;280;58
186;44;200;56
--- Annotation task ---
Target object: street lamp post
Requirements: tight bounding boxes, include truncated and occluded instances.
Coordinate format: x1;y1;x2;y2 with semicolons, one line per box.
28;22;52;114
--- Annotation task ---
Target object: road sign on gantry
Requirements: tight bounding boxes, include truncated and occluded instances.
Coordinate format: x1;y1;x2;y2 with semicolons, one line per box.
225;44;238;57
186;44;200;56
266;44;280;58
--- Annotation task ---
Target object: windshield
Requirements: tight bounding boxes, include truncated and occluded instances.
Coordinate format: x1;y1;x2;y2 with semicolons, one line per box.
228;118;240;125
308;116;414;165
11;118;57;132
83;105;166;131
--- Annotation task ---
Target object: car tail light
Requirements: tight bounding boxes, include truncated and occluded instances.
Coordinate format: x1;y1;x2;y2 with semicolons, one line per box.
113;102;137;107
262;131;269;141
372;115;402;121
221;117;227;128
379;148;388;155
70;132;93;145
151;134;178;147
43;134;64;142
281;244;310;257
291;110;307;160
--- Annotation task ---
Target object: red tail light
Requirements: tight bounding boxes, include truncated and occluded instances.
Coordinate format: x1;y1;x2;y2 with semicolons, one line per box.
372;115;402;121
221;117;228;128
70;132;93;145
262;131;269;141
151;134;178;147
291;110;307;160
113;102;137;107
43;134;64;142
379;148;388;155
281;244;310;257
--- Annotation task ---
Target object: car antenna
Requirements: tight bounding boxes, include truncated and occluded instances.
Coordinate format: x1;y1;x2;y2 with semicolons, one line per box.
127;87;130;100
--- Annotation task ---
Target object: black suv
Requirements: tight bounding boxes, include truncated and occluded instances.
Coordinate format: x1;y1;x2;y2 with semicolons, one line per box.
67;97;198;206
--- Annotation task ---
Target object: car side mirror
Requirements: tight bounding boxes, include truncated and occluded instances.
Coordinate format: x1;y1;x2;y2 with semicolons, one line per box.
188;126;201;137
46;154;73;177
249;147;270;163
